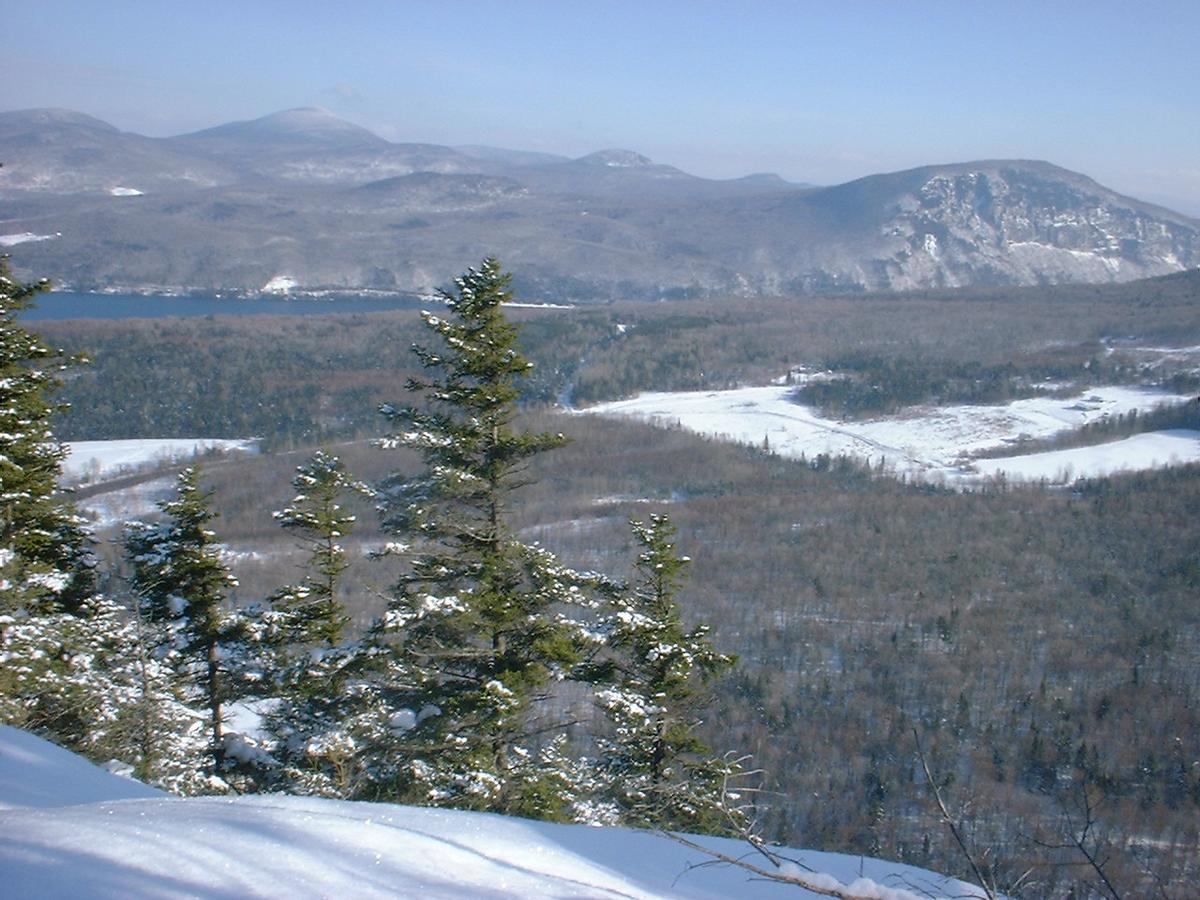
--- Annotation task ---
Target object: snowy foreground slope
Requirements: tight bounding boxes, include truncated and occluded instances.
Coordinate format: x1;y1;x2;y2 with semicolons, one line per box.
0;727;985;899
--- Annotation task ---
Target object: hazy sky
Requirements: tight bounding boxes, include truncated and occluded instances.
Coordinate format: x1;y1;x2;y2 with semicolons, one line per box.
4;0;1199;214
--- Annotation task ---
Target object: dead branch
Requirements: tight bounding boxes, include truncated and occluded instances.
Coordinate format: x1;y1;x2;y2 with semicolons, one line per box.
913;727;997;900
664;830;916;900
1032;781;1122;900
659;755;986;900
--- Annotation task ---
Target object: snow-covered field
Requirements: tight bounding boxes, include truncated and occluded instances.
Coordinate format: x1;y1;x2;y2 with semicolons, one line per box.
0;725;984;899
583;385;1198;485
972;429;1200;482
62;438;258;484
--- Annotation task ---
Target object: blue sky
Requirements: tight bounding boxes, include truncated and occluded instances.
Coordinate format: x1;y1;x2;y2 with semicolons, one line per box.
4;0;1199;213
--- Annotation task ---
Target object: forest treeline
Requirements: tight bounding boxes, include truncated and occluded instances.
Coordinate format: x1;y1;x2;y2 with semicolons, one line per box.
10;261;1200;897
791;351;1200;418
38;267;1200;447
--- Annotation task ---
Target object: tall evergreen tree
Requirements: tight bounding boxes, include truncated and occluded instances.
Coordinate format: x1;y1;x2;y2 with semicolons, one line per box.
596;513;740;831
364;258;602;818
0;256;128;754
0;256;94;617
123;466;237;783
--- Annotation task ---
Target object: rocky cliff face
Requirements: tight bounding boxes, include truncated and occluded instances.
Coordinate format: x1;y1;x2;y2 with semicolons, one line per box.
675;161;1200;297
2;109;1196;300
875;164;1196;289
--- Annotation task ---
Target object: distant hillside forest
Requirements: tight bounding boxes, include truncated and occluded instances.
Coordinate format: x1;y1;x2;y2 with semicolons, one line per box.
33;269;1200;897
41;269;1200;446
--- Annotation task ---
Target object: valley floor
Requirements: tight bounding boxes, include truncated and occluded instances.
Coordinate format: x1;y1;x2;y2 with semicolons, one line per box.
583;384;1198;484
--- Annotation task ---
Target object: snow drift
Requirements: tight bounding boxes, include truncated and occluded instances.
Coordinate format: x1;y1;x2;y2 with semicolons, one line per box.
0;726;985;899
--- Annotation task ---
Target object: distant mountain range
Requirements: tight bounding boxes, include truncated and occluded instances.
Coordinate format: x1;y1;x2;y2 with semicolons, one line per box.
2;107;1197;301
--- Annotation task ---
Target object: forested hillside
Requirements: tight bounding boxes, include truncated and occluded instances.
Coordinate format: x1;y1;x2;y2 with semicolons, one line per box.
123;408;1197;897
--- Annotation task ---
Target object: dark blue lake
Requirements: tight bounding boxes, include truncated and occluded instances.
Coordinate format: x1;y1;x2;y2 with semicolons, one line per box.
19;291;427;321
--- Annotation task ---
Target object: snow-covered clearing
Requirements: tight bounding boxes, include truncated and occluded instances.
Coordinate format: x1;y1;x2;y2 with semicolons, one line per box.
75;474;177;528
583;385;1196;484
973;429;1200;483
62;438;258;484
0;725;984;899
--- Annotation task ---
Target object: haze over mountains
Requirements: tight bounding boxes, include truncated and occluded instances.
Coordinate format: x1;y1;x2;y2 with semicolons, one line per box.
2;106;1197;301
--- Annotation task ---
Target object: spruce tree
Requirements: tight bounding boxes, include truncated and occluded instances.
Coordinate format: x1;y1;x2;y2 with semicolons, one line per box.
270;449;368;648
0;256;128;754
123;466;237;784
261;450;374;796
0;590;168;765
365;258;601;817
597;513;740;831
115;599;210;793
0;256;94;617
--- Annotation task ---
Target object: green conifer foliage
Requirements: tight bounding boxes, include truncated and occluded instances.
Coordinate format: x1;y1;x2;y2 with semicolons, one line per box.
261;450;375;797
0;256;94;617
597;513;740;831
272;450;368;648
366;258;601;817
0;256;123;752
124;466;237;782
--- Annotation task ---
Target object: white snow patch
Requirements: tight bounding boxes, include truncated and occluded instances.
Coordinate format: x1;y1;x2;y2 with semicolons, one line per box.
61;438;259;484
0;232;59;247
108;187;144;197
1117;343;1200;355
223;699;278;742
217;545;273;564
583;384;1194;484
593;495;676;506
389;709;418;732
262;275;299;294
75;475;176;528
0;725;985;899
971;430;1200;483
25;571;71;593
